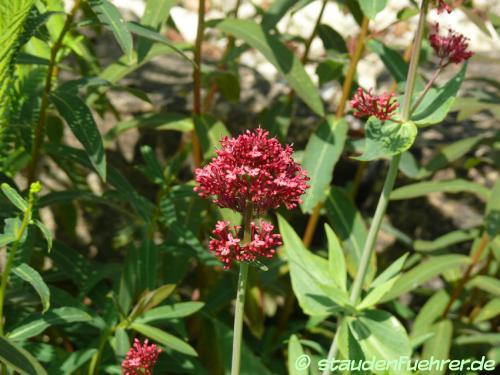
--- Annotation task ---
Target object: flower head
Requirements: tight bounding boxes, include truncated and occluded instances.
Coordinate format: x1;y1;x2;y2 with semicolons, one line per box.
209;220;282;269
436;0;452;14
350;88;399;121
194;128;309;214
429;24;474;66
122;339;161;375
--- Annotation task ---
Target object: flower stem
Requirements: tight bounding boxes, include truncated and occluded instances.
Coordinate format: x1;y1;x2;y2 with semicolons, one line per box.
410;65;443;114
231;205;252;375
26;0;81;186
0;183;40;335
321;2;429;372
191;0;206;169
302;16;370;248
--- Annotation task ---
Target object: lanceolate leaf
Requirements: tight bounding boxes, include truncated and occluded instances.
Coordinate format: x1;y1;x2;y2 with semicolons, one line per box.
135;302;205;324
50;92;107;181
193;115;230;160
421;320;453;375
8;307;92;341
216;18;324;116
89;0;133;62
288;335;308;375
13;263;50;312
325;187;376;283
0;335;47;375
355;117;417;161
325;223;347;293
412;63;467;126
414;229;479;252
381;255;470;302
301;117;348;213
390;179;490;201
130;322;198;356
1;183;28;211
367;39;408;84
278;215;351;316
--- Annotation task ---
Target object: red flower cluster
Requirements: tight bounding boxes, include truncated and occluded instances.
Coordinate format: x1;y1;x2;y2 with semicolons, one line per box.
436;0;452;14
350;88;399;121
209;220;282;269
122;339;161;375
194;128;309;214
429;24;474;66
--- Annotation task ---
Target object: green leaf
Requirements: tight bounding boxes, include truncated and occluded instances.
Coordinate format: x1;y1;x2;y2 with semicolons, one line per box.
33;219;53;252
355;118;417;161
126;22;194;66
130;322;197;356
317;24;348;54
325;223;346;293
1;183;28;211
135;302;205;324
358;0;388;19
467;275;500;297
367;39;408;84
348;309;411;374
412;63;467;126
417;135;483;179
325;187;376;283
193;115;231;161
105;112;193;143
278;215;351;316
370;253;408;288
89;0;133;62
50;92;106;181
390;179;490;201
414;229;479;252
421;320;453;375
49;348;97;375
357;276;399;310
288;335;308;375
0;335;47;375
475;298;500;323
129;284;176;320
216;18;324;116
455;333;500;345
301;117;348;213
1;217;26;245
381;255;470;302
0;0;35;121
12;263;50;313
8;307;92;341
485;179;500;238
261;0;298;31
137;0;176;60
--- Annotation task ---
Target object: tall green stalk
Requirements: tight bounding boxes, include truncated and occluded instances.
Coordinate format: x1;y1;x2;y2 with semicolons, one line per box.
321;1;429;372
230;205;253;375
0;182;41;336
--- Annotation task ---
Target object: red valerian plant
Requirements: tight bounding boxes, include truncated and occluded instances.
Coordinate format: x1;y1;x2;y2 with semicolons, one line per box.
194;128;309;215
194;128;309;375
122;339;162;375
429;23;474;66
210;220;282;269
350;88;399;121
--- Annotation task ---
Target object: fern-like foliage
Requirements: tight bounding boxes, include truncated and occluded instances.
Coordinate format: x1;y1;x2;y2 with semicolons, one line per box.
0;0;36;171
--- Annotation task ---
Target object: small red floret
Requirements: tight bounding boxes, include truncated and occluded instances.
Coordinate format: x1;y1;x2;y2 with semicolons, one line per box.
350;88;399;121
429;23;474;66
122;339;161;375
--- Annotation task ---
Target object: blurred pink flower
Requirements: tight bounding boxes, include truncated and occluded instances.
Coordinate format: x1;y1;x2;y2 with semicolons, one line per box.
209;220;282;269
194;128;309;214
350;88;399;121
429;24;474;66
122;339;161;375
436;0;452;14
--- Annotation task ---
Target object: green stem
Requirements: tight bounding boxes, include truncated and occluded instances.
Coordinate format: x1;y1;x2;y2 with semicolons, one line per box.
410;65;443;114
230;205;252;375
26;0;81;185
321;2;429;372
0;183;41;335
